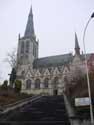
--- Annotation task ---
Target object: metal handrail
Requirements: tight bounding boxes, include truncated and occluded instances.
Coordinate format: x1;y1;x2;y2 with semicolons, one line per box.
0;95;42;113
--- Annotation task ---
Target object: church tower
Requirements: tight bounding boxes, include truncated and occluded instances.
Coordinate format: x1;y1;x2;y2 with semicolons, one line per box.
16;4;38;76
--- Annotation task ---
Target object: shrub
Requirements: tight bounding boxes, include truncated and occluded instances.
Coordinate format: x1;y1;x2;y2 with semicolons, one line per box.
1;80;8;91
14;80;22;93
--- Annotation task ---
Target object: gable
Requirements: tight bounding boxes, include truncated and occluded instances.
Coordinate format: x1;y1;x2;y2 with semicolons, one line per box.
24;65;33;78
44;68;50;76
63;66;70;74
35;70;41;77
53;67;60;75
26;71;32;78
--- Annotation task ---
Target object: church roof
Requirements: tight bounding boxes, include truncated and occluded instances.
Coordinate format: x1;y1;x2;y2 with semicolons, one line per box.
33;53;73;68
33;53;92;69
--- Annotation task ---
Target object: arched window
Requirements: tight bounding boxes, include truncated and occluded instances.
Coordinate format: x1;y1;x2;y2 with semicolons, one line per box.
54;77;59;84
53;77;59;88
33;44;37;57
26;41;30;53
21;42;24;53
35;79;40;89
26;79;32;89
44;78;49;88
53;77;59;87
34;46;36;57
33;44;35;56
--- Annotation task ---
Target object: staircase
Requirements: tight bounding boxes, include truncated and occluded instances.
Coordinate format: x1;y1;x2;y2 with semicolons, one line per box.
1;95;70;125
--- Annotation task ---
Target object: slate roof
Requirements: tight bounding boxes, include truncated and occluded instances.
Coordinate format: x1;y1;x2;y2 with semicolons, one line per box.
24;5;35;38
33;53;73;68
33;53;93;69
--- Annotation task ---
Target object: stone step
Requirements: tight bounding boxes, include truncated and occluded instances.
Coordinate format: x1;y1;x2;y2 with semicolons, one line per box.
2;96;70;125
0;121;70;125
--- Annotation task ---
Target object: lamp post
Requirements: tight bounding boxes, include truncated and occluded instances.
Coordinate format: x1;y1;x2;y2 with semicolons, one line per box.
83;12;94;125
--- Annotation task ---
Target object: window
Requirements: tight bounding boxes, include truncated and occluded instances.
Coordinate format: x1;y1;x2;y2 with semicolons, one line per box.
44;78;49;88
26;41;30;53
54;77;59;84
26;79;32;89
33;44;37;57
35;46;37;58
35;46;36;57
53;77;59;88
21;42;24;53
35;79;40;89
33;44;35;56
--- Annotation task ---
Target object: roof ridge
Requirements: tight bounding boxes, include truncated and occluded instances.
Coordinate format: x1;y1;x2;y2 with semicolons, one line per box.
36;53;72;60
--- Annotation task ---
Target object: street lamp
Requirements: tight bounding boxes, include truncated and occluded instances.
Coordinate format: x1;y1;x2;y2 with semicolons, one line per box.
83;12;94;125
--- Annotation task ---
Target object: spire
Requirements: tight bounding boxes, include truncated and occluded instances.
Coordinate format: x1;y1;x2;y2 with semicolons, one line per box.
75;32;80;55
24;4;35;38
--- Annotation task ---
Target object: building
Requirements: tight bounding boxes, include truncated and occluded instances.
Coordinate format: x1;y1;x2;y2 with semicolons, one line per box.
16;4;94;95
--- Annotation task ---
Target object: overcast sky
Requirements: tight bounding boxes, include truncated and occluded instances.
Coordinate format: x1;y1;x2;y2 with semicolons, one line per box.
0;0;94;82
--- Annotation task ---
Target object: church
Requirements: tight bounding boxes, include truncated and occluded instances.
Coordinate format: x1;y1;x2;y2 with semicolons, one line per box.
16;4;94;95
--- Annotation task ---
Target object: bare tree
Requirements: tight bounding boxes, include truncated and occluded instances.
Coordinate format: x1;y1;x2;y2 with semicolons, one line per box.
4;48;17;68
4;48;17;87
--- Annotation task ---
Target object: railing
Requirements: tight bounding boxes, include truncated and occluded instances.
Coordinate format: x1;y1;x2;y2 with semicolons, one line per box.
0;95;42;114
70;116;92;125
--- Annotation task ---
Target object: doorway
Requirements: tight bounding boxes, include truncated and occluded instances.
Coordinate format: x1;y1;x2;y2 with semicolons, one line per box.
54;89;58;95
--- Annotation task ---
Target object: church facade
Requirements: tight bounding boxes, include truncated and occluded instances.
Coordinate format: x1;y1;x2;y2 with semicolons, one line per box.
16;5;94;95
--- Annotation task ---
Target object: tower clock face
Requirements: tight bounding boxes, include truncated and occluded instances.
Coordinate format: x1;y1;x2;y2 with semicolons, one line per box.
20;54;29;65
